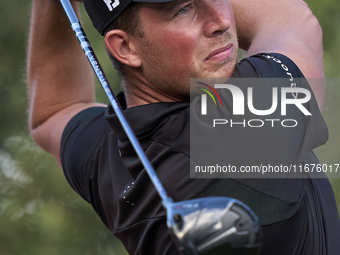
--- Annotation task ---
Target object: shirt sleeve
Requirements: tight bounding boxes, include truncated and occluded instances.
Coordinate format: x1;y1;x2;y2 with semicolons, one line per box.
232;53;305;78
232;53;328;148
60;107;108;203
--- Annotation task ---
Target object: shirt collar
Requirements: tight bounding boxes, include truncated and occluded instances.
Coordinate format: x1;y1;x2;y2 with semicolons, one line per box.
105;92;189;140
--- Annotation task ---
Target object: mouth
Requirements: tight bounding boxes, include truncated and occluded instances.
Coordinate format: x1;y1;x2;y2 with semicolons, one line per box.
205;44;234;62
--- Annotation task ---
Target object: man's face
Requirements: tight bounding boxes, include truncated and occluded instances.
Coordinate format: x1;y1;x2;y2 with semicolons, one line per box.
135;0;239;99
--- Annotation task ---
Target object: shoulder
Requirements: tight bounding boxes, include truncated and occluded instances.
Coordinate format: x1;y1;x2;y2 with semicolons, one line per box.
232;53;304;79
233;53;325;111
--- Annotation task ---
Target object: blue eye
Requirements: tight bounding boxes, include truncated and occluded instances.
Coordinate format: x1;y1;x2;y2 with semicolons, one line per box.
175;4;192;16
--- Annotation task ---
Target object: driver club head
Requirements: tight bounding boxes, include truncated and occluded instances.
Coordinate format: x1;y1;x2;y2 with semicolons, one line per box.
167;197;262;255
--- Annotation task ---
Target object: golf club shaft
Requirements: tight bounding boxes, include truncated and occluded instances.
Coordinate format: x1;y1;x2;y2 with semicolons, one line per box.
59;0;173;207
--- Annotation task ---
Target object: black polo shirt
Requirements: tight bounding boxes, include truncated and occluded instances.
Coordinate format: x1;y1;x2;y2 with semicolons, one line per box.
61;53;340;255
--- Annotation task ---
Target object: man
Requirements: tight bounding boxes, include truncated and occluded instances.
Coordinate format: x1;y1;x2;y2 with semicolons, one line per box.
27;0;340;254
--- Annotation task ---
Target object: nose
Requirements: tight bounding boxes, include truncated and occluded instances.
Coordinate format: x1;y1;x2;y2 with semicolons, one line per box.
202;0;232;37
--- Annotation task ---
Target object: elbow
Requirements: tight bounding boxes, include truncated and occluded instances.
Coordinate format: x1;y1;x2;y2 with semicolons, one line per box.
309;13;323;48
308;12;324;77
30;124;49;153
28;105;46;149
302;5;324;61
30;125;62;167
28;109;56;155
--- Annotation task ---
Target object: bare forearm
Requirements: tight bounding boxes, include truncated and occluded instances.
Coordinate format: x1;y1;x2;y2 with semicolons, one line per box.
230;0;323;60
27;0;95;130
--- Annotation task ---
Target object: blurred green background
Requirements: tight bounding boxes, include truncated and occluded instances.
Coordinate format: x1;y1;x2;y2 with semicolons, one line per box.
0;0;339;254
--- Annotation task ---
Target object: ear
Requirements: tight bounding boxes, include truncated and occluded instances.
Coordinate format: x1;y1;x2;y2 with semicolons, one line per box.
104;30;142;68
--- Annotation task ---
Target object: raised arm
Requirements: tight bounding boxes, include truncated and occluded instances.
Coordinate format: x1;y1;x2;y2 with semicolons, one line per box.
230;0;325;111
27;0;105;165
